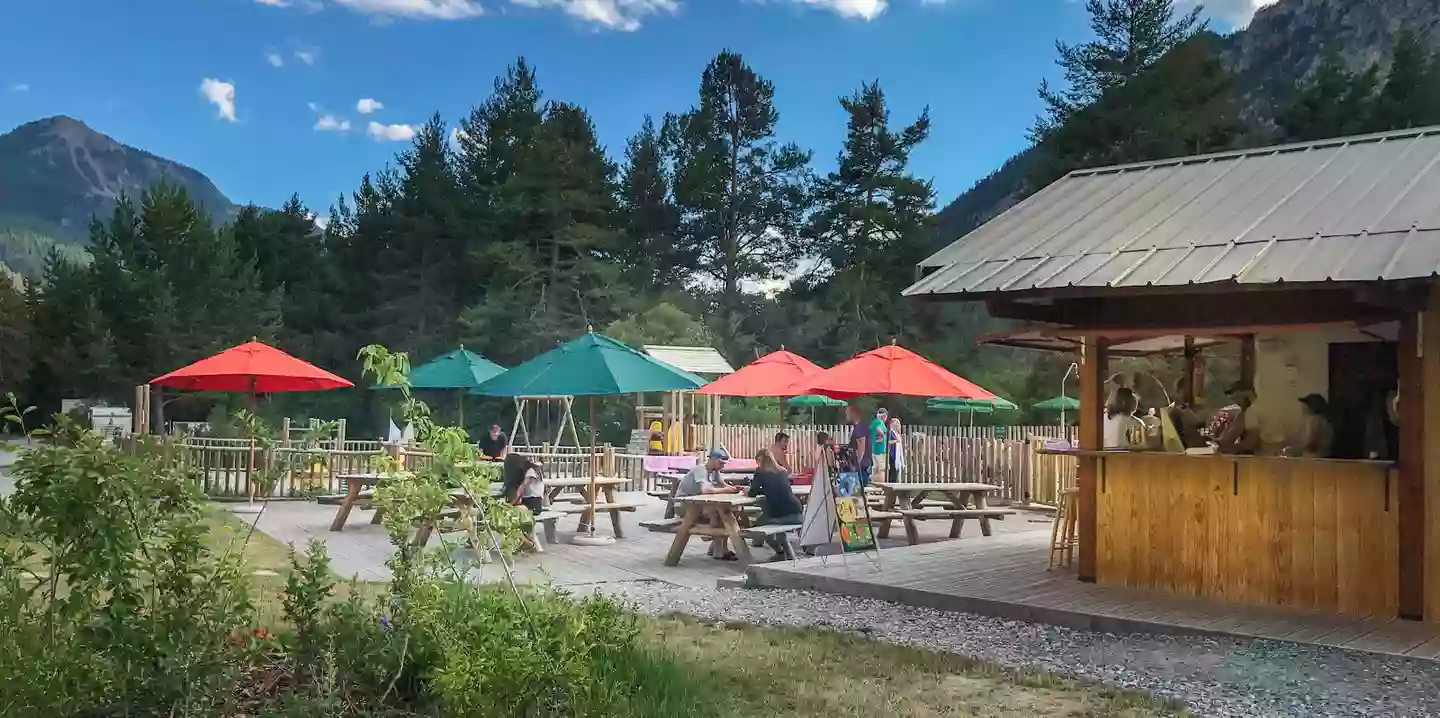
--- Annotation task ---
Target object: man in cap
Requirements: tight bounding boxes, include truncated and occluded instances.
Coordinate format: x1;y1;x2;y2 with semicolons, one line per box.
675;449;742;561
1215;381;1260;455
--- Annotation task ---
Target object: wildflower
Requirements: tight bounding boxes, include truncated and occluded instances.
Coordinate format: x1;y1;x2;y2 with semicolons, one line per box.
380;613;392;631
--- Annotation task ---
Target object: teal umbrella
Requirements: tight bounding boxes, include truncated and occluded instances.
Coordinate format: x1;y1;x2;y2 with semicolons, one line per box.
927;396;1019;413
1034;395;1080;412
374;346;505;424
788;394;847;407
471;332;703;397
471;331;703;547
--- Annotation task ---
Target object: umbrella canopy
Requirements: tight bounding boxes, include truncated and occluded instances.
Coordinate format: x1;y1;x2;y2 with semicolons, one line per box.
1034;395;1080;412
789;394;848;407
470;332;704;397
375;347;505;390
152;341;353;393
927;396;1019;413
788;343;997;400
695;349;822;397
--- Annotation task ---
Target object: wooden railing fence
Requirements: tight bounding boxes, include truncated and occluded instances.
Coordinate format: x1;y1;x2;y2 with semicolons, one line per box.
174;423;1078;504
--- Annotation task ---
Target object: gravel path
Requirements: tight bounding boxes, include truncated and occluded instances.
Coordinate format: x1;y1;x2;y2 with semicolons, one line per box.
597;582;1440;718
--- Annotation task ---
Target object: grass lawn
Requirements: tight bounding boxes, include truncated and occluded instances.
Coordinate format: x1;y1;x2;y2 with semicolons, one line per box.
208;510;1190;718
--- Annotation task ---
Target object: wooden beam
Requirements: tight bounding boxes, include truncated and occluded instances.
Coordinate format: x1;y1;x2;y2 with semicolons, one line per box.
1399;310;1425;620
1077;336;1106;583
988;290;1404;331
1239;335;1256;388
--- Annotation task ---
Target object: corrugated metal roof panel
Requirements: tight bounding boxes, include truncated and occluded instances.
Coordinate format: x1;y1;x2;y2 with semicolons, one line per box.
908;126;1440;297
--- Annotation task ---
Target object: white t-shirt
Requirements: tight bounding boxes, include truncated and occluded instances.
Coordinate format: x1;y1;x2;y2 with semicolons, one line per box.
1103;413;1135;449
519;467;544;498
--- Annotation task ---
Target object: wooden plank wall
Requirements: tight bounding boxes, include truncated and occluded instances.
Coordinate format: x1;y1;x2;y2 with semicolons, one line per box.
1423;288;1440;622
1097;454;1398;616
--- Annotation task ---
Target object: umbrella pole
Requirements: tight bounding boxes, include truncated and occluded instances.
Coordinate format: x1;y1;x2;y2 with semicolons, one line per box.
573;395;614;546
235;379;263;515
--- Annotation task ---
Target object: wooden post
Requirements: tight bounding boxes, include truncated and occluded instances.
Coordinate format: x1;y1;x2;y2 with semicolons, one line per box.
1400;309;1426;620
1077;337;1107;582
1182;338;1197;405
1239;334;1257;389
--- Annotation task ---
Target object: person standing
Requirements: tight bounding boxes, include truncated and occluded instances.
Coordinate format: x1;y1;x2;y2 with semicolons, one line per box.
845;404;871;483
869;408;890;482
887;417;905;483
770;431;792;472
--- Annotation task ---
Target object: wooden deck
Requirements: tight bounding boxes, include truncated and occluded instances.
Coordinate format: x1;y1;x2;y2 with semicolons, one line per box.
747;533;1440;660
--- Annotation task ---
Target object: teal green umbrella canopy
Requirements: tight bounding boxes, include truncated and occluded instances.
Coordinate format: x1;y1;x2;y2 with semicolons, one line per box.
788;394;848;407
1033;395;1080;412
927;396;1019;413
374;347;505;390
470;332;704;397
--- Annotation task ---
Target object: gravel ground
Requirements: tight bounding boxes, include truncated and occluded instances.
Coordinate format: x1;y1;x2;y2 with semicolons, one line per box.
597;582;1440;718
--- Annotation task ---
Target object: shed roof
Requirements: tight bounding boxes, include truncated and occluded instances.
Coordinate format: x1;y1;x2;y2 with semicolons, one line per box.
642;345;735;376
906;126;1440;298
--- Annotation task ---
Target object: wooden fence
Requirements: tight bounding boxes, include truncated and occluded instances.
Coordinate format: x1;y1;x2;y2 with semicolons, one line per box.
175;423;1078;505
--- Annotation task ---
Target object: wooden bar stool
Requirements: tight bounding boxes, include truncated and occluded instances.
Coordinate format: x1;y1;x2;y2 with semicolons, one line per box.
1049;488;1078;569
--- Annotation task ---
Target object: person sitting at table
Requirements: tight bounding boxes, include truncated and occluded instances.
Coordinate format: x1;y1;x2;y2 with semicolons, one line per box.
676;449;742;561
770;431;792;471
1214;382;1260;455
748;448;804;560
478;424;509;459
1287;393;1335;458
1103;388;1145;450
501;453;546;552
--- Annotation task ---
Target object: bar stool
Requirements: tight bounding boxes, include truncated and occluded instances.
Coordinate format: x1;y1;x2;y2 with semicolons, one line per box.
1049;488;1078;569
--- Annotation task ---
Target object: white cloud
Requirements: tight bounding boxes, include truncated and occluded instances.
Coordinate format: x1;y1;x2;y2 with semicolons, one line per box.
332;0;483;20
294;46;320;65
199;78;237;122
264;51;285;67
507;0;678;31
254;0;289;5
791;0;886;20
314;114;352;132
367;121;416;141
355;97;385;114
9;83;27;92
1178;0;1275;29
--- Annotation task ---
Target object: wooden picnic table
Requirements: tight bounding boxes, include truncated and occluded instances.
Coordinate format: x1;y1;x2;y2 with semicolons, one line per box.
541;477;635;537
664;494;758;566
330;472;413;531
871;481;1012;544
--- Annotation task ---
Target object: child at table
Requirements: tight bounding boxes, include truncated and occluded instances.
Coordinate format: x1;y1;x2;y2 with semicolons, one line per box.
502;453;546;552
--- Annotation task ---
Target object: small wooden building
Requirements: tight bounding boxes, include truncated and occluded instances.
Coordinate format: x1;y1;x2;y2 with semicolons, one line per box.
907;126;1440;622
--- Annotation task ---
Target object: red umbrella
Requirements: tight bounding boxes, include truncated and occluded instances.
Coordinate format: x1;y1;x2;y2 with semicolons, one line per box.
152;340;353;393
696;349;823;397
788;343;997;400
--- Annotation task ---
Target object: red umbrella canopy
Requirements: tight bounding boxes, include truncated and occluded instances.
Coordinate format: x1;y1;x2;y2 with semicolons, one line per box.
696;349;823;397
787;344;997;400
151;341;354;393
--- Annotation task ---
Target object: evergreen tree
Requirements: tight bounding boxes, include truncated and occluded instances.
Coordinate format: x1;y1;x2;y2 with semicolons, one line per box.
1366;30;1439;132
1034;33;1244;185
669;50;812;356
803;81;936;355
1034;0;1204;140
1276;49;1369;142
0;276;29;396
617;116;689;295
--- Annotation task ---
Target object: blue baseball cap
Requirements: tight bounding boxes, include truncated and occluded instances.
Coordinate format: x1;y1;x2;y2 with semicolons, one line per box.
707;448;730;462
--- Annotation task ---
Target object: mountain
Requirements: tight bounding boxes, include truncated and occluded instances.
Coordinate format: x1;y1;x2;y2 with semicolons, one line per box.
0;115;236;276
932;0;1440;248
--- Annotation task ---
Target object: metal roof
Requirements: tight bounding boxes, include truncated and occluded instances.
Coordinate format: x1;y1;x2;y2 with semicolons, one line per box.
906;126;1440;298
642;345;735;376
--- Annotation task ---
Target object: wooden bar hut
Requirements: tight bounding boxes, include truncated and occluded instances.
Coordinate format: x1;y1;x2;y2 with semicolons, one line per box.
906;126;1440;622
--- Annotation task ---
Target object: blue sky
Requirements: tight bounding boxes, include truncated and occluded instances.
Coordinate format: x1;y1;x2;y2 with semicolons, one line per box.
0;0;1267;215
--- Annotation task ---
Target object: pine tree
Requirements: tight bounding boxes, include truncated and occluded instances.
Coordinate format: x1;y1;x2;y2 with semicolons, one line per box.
803;81;935;354
1276;49;1373;142
670;50;812;356
0;276;29;396
617;116;689;295
1367;30;1438;132
1034;0;1204;141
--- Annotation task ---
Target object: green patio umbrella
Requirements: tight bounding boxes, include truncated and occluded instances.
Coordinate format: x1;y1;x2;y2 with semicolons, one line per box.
374;346;505;425
1033;395;1080;412
927;396;1018;428
788;394;847;407
471;331;703;547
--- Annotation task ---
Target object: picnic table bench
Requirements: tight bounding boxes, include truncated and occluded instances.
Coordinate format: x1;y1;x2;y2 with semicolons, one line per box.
330;472;413;531
871;481;1013;545
664;494;758;565
541;477;634;538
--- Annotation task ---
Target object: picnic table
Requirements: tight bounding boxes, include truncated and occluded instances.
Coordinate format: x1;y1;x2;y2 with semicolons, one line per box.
871;481;1015;544
664;494;759;565
330;472;412;531
541;477;636;537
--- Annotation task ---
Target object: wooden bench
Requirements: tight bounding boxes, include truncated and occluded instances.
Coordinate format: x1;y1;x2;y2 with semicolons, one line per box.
740;524;803;560
639;516;685;533
555;502;640;538
897;508;1016;545
645;489;673;500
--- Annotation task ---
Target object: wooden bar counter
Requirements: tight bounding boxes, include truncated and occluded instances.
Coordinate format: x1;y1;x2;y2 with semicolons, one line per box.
1043;450;1398;616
